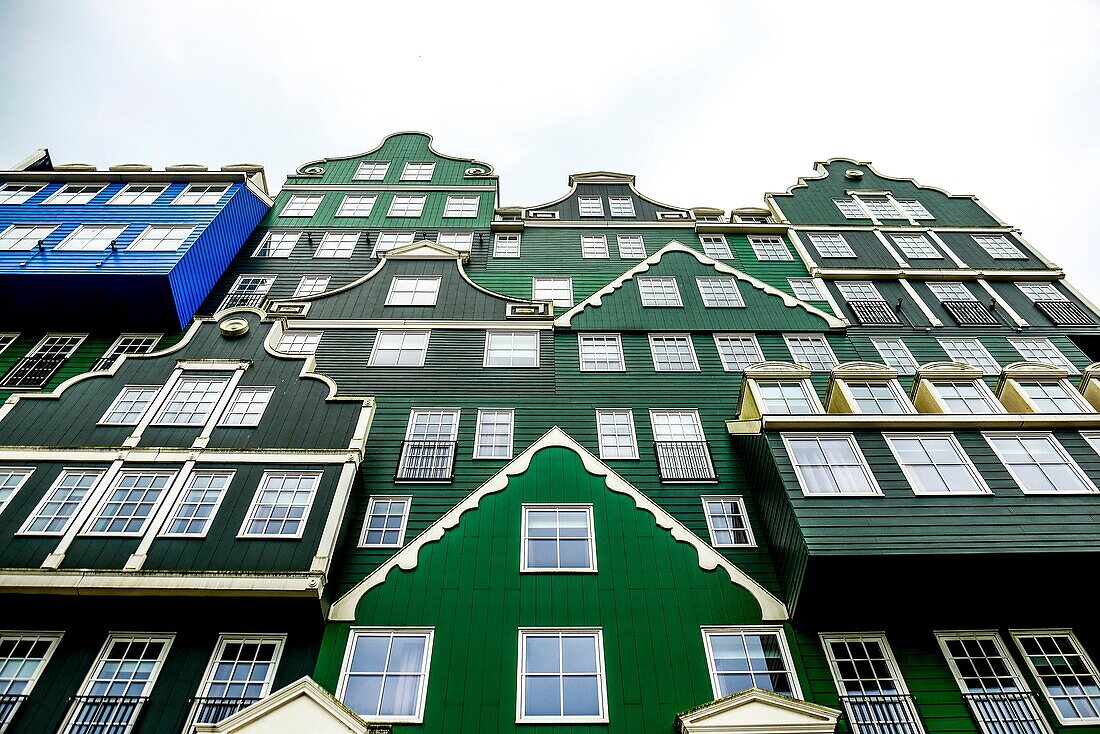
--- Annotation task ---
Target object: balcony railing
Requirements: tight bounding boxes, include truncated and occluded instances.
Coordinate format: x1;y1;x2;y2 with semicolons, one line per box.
840;694;926;734
396;440;457;481
653;441;717;481
1035;300;1096;326
0;355;66;389
0;694;28;728
220;292;267;310
59;695;148;734
942;300;999;326
847;300;901;325
962;691;1052;734
188;696;260;729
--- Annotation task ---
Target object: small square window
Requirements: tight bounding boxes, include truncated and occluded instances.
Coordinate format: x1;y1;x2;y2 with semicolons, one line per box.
703;627;800;698
373;231;415;256
174;184;228;206
700;235;733;259
808;233;855;258
714;334;764;371
43;184;104;206
162;471;233;537
784;335;838;371
784;434;880;495
581;235;609;259
474;409;514;458
0;224;58;251
360;496;411;546
386;277;441;306
108;184;166;206
128;225;194;252
387;195;426;218
521;505;596;572
533;278;574;307
595;409;638;459
338;629;433;722
886;434;989;494
702;496;755;547
749;235;793;261
293;275;330;297
649;334;699;372
401;162;435;181
0;183;44;205
253;232;300;258
608;197;636;217
579;334;625;372
638;277;682;307
55;224;127;252
218;387;274;427
697;277;744;308
100;385;160;425
315;232;360;258
277;331;322;355
578;197;604;217
518;629;607;723
354;161;390;181
239;471;321;537
154;375;230;426
788;279;823;301
370;331;430;367
891;234;941;259
616;234;646;259
443;195;479;218
280;194;324;217
485;331;539;367
336;194;377;217
494;234;521;257
986;433;1096;494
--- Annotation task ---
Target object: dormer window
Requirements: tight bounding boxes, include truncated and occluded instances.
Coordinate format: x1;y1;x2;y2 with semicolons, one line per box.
756;381;821;414
827;363;913;414
845;381;912;414
929;380;1004;414
578;197;604;217
1015;381;1092;413
608;197;635;217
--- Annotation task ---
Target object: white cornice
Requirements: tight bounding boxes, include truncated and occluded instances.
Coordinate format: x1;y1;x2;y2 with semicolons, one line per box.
283;319;553;331
0;447;362;464
727;413;1100;434
281;184;496;192
0;569;326;597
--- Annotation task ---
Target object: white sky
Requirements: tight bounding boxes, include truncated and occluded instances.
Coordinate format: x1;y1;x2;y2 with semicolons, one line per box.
2;1;1098;297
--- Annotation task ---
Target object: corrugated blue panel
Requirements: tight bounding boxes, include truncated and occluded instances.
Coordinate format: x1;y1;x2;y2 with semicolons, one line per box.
167;186;268;326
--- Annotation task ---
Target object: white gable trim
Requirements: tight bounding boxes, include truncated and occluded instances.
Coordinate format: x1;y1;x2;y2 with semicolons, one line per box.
329;426;788;622
554;241;846;328
193;676;372;733
676;687;841;734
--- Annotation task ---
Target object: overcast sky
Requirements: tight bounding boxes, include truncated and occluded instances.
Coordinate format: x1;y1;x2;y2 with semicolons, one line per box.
2;1;1098;297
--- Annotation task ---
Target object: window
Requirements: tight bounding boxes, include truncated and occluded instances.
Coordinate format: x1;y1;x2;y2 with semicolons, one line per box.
649;334;699;372
401;162;435;181
871;338;918;375
808;233;855;258
105;332;161;359
360;496;411;547
20;469;104;535
293;275;330;297
756;381;821;414
616;234;646;258
221;274;274;309
276;331;322;355
218;387;274;427
436;232;474;251
54;224;127;251
100;385;160;425
737;214;772;223
338;629;433;722
1017;283;1065;302
336;194;377;217
127;224;194;252
638;277;682;307
608;197;635;217
579;334;625;372
891;233;940;259
443;195;479;218
928;282;977;302
785;335;838;371
578;197;604;217
937;632;1049;734
253;231;300;258
697;277;745;308
702;496;755;547
929;284;1000;325
280;194;324;217
494;234;521;258
189;636;283;728
861;198;903;219
931;381;1003;414
174;184;228;206
398;409;460;481
987;433;1095;494
749;235;793;261
973;234;1026;259
581;235;609;259
108;184;166;206
387;195;426;218
0;333;15;356
714;334;765;371
784;434;880;495
1012;631;1100;724
0;632;61;723
354;161;390;181
84;470;175;535
0;183;43;205
154;375;229;426
838;281;899;325
518;629;607;723
315;231;360;258
1018;381;1091;413
787;278;822;301
533;278;574;307
522;505;596;572
886;434;988;495
485;331;539;368
700;235;733;259
43;184;103;205
373;231;415;256
822;634;923;734
596;409;638;459
846;382;911;414
240;471;321;537
0;224;57;251
834;199;866;218
473;409;514;459
702;627;799;698
162;471;233;537
651;409;715;480
64;636;172;734
370;331;429;367
896;200;934;220
386;277;440;306
938;338;1000;375
837;281;885;301
0;468;33;516
1009;339;1077;374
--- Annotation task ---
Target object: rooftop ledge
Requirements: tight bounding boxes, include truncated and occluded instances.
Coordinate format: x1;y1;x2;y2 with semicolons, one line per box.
727;413;1100;434
0;569;326;597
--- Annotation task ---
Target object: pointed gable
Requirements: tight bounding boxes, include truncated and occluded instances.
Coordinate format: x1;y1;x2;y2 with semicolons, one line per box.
193;677;375;734
676;687;840;734
556;242;845;331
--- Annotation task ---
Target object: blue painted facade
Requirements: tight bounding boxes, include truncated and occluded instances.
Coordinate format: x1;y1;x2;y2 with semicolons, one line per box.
0;168;271;330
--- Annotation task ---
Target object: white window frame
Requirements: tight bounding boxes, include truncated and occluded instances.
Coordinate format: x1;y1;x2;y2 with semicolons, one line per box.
697;275;747;308
335;194;377;218
749;235;793;261
172;184;229;206
473;408;515;459
159;470;235;538
581;235;609;259
400;162;436;181
279;194;324;217
359;495;412;547
788;278;824;301
81;469;177;537
42;184;104;206
387;195;427;218
18;469;105;536
188;634;285;727
520;504;597;573
293;275;331;298
973;234;1026;260
1010;629;1100;725
484;331;540;368
516;628;608;724
821;633;922;734
1017;283;1067;303
891;233;942;259
443;195;480;218
0;631;62;715
106;183;167;206
648;334;700;372
275;330;322;356
929;380;1005;415
808;233;856;258
985;432;1097;495
885;433;991;495
0;182;44;205
784;334;839;371
336;627;434;723
0;468;34;517
494;233;521;258
436;232;474;251
595;409;638;459
714;334;765;372
843;380;914;415
1008;338;1078;374
354;161;390;181
99;385;161;426
372;231;416;256
385;276;441;306
783;434;882;497
369;330;430;367
126;224;195;252
103;333;162;361
577;197;604;217
871;338;918;375
314;231;360;258
217;387;275;427
608;197;636;217
937;338;1000;375
834;199;867;218
896;199;935;220
1015;380;1093;414
64;634;174;732
152;374;231;427
700;235;733;259
638;277;683;307
54;224;127;252
252;231;300;258
0;223;58;251
578;334;625;372
237;470;323;539
701;495;756;547
532;277;574;307
616;234;646;259
702;626;802;699
755;379;823;415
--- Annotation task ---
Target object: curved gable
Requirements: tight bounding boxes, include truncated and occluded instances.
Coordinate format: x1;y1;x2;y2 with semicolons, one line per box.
524;171;692;222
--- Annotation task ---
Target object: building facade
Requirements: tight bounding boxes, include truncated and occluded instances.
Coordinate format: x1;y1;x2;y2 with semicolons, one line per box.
2;134;1100;734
